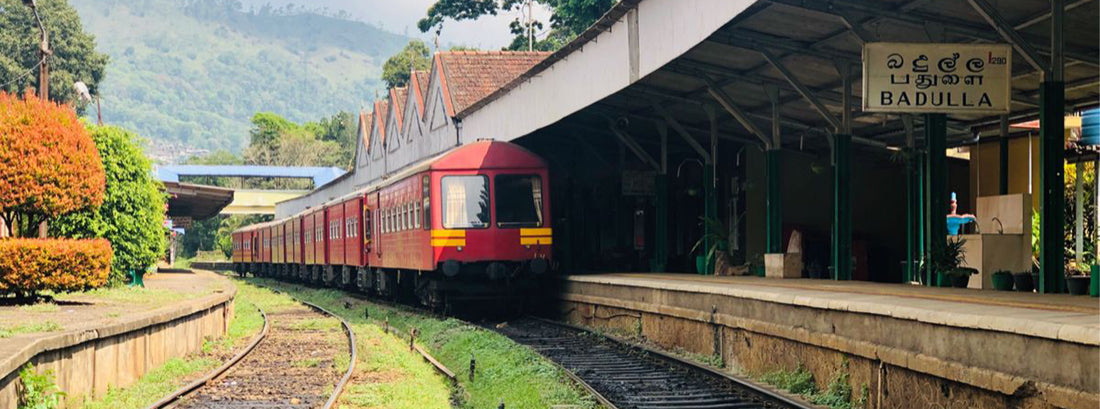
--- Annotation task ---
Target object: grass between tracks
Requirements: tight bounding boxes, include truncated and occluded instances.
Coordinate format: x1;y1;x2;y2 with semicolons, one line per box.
245;277;597;409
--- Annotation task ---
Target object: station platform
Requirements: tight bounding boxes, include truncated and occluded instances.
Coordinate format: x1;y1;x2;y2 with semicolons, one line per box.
553;273;1099;409
0;269;235;407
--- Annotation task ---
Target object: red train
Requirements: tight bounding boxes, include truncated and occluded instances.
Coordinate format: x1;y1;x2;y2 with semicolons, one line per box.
232;141;552;307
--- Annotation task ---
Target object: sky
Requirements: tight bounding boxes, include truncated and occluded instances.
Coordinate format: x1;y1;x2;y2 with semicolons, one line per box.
241;0;552;49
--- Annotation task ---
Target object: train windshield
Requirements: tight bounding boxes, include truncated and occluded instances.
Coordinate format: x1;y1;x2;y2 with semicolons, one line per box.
442;175;490;229
495;174;543;228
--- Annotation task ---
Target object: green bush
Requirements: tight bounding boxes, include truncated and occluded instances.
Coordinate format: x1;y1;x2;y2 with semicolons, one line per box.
51;125;167;285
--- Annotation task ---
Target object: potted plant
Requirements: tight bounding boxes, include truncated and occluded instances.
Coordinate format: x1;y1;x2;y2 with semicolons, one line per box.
691;217;734;275
1065;261;1090;295
991;270;1014;291
1012;271;1034;292
930;238;967;288
949;267;977;288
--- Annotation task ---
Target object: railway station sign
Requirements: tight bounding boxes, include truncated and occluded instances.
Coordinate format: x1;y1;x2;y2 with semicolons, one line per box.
862;43;1012;114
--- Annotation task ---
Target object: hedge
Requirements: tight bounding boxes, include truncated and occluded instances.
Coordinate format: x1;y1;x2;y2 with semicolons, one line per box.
0;239;112;296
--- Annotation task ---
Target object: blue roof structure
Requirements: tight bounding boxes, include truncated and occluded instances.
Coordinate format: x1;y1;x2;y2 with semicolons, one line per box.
155;165;346;187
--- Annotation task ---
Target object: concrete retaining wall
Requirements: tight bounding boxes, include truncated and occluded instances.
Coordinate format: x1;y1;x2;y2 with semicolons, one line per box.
555;279;1098;409
0;289;235;408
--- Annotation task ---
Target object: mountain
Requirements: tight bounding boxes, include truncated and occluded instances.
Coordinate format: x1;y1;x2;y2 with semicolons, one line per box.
70;0;409;161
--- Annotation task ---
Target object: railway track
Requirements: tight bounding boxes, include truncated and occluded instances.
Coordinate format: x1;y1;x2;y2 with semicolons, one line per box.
495;318;816;409
147;297;357;409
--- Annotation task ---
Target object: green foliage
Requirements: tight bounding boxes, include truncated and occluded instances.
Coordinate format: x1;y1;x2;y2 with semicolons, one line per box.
18;364;64;409
0;0;109;112
249;112;298;147
51;125;167;285
68;0;407;154
691;216;735;261
758;360;860;409
382;40;432;89
418;0;616;51
1065;161;1096;265
930;237;966;273
760;365;816;395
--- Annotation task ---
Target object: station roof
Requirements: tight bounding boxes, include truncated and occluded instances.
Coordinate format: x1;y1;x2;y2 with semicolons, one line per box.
462;0;1098;155
163;181;234;221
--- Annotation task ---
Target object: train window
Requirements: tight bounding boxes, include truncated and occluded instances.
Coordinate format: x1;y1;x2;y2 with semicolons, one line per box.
414;202;421;229
441;175;489;229
495;174;543;228
422;176;431;230
403;203;410;231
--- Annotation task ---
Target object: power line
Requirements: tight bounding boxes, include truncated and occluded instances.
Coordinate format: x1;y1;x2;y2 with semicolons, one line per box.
0;57;45;90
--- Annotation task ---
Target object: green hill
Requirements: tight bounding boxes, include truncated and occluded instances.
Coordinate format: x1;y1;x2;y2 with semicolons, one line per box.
70;0;408;161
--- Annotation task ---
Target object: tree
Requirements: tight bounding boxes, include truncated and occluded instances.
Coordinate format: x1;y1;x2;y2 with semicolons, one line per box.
382;40;432;89
0;91;105;237
51;125;168;285
249;112;298;147
0;0;109;111
417;0;615;51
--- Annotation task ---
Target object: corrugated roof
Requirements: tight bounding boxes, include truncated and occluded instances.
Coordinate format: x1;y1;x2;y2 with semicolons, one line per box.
358;111;372;151
437;51;551;114
373;100;389;145
391;86;408;129
411;70;429;116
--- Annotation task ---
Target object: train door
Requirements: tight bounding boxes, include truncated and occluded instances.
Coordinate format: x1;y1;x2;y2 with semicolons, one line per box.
343;198;362;266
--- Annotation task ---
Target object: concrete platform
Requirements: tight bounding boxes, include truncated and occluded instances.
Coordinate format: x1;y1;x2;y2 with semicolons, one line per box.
554;273;1099;409
0;269;235;407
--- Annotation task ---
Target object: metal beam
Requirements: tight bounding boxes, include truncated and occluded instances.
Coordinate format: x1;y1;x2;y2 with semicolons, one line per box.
827;0;1098;66
760;49;843;131
968;0;1047;74
702;76;771;147
607;120;662;171
652;102;712;163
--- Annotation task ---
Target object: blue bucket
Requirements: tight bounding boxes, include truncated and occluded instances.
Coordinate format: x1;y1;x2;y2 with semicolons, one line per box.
1082;108;1099;146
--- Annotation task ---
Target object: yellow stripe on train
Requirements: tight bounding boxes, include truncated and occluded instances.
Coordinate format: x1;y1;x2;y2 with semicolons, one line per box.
519;228;552;236
520;236;552;245
431;238;466;247
430;229;466;238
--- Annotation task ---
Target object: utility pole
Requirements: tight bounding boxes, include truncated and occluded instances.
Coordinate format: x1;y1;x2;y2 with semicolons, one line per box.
527;0;534;51
25;0;50;100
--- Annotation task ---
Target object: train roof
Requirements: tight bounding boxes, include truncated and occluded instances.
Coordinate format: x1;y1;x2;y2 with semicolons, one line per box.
431;140;545;171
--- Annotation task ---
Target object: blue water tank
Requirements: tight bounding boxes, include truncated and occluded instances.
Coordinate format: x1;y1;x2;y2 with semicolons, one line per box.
1083;107;1100;146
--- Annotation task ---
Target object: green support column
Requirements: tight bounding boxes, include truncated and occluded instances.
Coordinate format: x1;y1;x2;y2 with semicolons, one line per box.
1039;81;1065;293
905;155;915;282
832;134;851;280
765;149;783;253
925;114;947;286
654;175;668;272
917;158;925;283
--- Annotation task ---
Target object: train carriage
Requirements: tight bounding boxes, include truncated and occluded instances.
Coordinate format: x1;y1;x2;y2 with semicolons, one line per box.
233;141;552;307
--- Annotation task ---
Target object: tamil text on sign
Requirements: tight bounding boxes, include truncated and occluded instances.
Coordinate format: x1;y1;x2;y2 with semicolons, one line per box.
862;43;1011;114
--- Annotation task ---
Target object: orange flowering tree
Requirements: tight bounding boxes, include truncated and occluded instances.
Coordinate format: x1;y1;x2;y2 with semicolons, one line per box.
0;92;105;237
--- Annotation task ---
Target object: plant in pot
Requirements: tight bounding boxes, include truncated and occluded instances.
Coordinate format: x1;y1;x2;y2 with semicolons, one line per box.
930;238;968;288
1065;261;1090;295
691;216;735;275
991;270;1014;291
1012;270;1034;292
